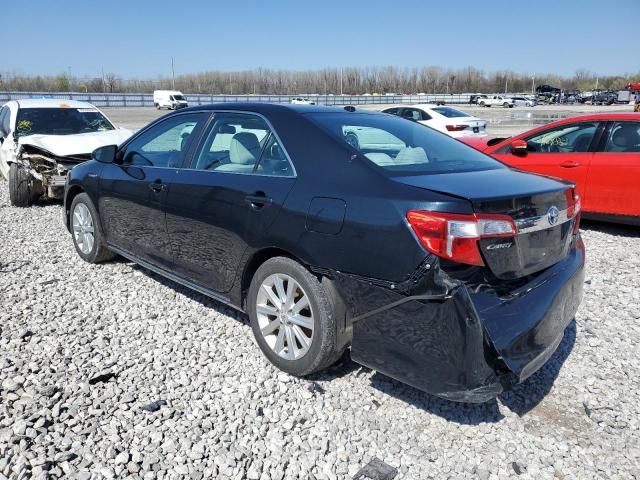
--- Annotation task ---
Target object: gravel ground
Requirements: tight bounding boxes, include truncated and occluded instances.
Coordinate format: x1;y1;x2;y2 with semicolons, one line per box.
1;179;639;480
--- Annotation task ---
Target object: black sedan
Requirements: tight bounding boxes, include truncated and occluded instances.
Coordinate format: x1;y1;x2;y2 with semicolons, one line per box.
64;103;585;402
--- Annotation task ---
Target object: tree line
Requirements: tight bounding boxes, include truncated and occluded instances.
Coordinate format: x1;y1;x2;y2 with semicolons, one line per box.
0;67;636;95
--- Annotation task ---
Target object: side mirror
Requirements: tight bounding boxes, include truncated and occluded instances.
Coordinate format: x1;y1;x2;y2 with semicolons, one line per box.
92;144;117;163
510;139;528;155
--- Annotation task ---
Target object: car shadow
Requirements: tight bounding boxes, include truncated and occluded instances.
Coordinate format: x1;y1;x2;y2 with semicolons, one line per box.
126;262;249;326
122;260;577;424
364;320;577;424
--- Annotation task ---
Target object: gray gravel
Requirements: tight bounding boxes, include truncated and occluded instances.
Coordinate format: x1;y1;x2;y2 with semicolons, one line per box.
0;180;639;480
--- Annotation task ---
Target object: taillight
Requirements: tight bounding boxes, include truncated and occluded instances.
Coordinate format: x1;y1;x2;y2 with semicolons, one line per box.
445;125;469;132
406;211;517;266
566;188;582;233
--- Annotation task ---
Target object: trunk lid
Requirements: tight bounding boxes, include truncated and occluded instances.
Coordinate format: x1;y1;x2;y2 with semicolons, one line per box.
395;168;576;279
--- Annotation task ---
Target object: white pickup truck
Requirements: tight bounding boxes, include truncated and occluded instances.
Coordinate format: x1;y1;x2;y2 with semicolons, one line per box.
477;95;515;108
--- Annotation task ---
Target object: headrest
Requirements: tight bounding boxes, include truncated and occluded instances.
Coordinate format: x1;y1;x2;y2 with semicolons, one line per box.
612;126;640;147
219;124;236;134
229;132;261;165
394;146;429;164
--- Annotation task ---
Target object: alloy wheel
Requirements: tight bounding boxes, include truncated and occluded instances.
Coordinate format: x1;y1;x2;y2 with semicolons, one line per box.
256;273;314;360
72;203;95;254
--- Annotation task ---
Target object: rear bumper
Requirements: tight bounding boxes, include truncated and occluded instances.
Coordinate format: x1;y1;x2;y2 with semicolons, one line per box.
337;238;585;403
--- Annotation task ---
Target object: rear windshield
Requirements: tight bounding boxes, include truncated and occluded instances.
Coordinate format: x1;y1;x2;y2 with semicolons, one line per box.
431;107;470;118
15;107;114;137
306;112;505;175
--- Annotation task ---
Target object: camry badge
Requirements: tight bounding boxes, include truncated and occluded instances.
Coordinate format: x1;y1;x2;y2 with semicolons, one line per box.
487;242;513;250
547;206;560;225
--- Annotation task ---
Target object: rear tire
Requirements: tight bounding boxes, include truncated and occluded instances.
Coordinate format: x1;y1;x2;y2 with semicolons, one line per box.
8;163;33;207
70;193;115;263
248;257;341;377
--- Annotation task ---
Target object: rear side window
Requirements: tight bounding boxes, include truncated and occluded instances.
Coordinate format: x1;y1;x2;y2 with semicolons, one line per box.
432;107;470;118
603;122;640;152
192;113;293;176
306;112;505;175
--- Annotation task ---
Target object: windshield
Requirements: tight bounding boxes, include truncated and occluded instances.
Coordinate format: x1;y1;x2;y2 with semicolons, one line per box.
173;95;186;101
431;107;471;118
306;112;505;175
15;107;114;137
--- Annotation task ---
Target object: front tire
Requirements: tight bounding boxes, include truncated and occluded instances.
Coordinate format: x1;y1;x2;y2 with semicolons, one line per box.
9;163;33;207
248;257;340;377
70;193;115;263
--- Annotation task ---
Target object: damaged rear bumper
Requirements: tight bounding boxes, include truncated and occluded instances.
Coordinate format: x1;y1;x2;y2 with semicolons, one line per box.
334;239;585;403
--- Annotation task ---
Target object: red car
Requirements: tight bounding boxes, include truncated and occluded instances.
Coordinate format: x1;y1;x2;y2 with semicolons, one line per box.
462;114;640;225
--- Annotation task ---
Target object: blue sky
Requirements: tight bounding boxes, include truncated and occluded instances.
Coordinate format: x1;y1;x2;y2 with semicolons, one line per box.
2;0;638;78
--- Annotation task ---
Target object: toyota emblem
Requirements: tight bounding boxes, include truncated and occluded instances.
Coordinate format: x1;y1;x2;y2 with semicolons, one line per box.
547;206;560;225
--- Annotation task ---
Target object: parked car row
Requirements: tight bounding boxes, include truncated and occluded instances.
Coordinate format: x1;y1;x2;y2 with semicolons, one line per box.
5;99;636;403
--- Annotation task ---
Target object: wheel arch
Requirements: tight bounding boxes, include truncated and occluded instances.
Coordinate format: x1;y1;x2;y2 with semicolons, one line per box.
64;185;85;230
239;247;352;350
240;247;303;308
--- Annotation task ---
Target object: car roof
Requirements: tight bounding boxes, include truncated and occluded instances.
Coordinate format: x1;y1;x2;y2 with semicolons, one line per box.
538;112;640;123
13;99;99;109
382;104;449;110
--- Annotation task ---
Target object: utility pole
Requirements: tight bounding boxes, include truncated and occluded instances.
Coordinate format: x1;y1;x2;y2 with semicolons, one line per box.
171;57;175;90
340;68;343;95
531;75;535;94
101;67;105;93
504;75;508;94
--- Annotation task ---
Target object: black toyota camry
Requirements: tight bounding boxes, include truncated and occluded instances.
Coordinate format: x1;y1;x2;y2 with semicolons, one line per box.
64;103;585;402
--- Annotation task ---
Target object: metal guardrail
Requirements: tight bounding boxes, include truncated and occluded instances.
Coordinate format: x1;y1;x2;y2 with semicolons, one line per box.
0;92;476;107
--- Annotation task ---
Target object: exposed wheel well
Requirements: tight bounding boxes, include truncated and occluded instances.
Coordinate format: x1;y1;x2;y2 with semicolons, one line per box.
240;248;301;306
65;185;85;229
240;247;352;350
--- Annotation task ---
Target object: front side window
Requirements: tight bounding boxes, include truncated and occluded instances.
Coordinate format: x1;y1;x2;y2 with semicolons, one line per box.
603;122;640;152
15;107;114;137
192;112;293;176
525;122;597;153
122;113;204;167
306;112;505;175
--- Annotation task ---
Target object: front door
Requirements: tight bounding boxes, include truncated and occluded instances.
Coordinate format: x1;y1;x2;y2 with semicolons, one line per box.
98;112;207;266
165;112;296;293
585;121;640;216
492;121;601;199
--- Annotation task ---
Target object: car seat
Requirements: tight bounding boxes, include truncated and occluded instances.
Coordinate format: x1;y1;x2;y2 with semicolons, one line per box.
216;132;261;172
609;125;640;152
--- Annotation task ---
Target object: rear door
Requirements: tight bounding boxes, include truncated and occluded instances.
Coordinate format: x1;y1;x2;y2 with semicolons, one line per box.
491;121;602;198
165;111;296;293
585;121;640;216
98;112;207;266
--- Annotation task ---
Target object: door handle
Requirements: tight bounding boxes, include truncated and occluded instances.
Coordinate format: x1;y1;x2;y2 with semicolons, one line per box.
245;193;272;209
560;161;580;168
149;181;166;193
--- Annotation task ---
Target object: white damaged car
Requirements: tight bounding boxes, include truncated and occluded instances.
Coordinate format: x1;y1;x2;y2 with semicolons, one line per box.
0;99;132;207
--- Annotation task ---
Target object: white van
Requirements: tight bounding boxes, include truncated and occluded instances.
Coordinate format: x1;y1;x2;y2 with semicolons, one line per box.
153;90;188;110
